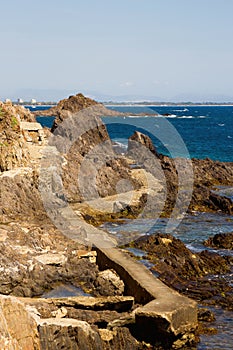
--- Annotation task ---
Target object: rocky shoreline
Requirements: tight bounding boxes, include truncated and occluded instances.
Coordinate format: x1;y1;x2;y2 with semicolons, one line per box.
0;95;232;349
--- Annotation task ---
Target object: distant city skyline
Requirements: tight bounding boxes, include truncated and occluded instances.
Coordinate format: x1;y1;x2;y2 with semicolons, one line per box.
1;0;233;102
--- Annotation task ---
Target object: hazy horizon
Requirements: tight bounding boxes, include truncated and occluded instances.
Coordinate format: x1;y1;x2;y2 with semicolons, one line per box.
1;0;233;102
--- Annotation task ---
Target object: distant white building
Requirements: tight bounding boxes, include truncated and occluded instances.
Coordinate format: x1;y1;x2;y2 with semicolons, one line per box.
5;98;11;103
17;98;24;104
31;98;37;104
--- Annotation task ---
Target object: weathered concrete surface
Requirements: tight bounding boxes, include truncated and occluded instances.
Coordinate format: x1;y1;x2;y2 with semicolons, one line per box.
96;247;198;340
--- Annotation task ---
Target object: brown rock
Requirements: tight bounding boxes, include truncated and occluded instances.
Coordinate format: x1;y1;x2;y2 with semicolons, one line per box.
204;232;233;250
0;295;40;349
0;102;31;171
131;233;233;309
128;130;158;156
95;269;125;296
31;93;122;129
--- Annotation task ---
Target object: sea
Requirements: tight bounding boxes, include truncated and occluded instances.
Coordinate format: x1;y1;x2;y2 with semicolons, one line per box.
31;104;233;349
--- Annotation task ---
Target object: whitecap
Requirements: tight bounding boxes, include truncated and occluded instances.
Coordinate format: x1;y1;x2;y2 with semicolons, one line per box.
113;141;127;148
173;108;189;112
163;114;177;118
218;123;225;126
127;115;142;118
178;116;194;119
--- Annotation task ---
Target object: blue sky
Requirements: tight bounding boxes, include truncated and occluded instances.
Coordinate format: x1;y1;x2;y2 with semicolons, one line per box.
1;0;233;101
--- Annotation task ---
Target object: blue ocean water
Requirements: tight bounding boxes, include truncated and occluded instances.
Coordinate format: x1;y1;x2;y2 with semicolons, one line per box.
34;105;233;162
104;105;233;162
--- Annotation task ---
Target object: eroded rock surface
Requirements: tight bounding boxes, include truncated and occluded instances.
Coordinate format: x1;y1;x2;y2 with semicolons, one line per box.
130;233;233;310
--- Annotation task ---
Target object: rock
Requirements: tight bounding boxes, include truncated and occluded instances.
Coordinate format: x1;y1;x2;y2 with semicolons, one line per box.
45;96;140;204
0;223;100;297
38;318;103;350
51;306;68;318
95;270;124;296
107;313;136;329
0;294;40;349
21;296;140;349
95;269;124;296
113;200;127;213
35;253;67;266
131;233;233;310
198;308;215;322
0;102;31;172
77;250;97;263
22;295;134;313
128;130;158;156
31;93;122;124
127;131;233;215
0;171;46;221
204;232;233;250
99;327;140;350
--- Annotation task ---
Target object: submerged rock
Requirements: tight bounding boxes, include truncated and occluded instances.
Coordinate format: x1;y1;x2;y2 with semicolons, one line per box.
130;233;233;310
204;232;233;250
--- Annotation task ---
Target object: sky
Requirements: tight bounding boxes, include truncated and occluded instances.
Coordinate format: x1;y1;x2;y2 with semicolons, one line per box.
1;0;233;102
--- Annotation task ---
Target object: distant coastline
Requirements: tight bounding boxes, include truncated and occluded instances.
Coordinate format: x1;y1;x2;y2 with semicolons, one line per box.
13;101;233;107
103;101;233;107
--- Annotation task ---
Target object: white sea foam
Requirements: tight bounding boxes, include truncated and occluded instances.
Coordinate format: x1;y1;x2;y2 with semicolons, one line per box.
174;108;189;112
177;116;194;119
113;141;127;149
164;114;177;118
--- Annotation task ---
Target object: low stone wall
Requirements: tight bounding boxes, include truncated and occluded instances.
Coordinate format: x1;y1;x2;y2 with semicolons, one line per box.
96;247;198;344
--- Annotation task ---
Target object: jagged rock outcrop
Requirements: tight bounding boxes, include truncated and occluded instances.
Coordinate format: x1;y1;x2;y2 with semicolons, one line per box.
128;131;158;156
127;131;233;215
0;102;32;171
47;95;140;203
31;93;122;130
